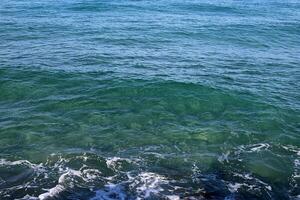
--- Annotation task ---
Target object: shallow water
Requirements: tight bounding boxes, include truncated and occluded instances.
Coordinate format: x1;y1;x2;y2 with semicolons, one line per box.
0;0;300;199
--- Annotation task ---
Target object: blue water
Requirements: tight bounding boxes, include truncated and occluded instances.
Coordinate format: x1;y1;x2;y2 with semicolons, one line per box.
0;0;300;199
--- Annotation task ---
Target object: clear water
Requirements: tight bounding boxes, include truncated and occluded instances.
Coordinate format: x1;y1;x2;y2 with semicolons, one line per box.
0;0;300;199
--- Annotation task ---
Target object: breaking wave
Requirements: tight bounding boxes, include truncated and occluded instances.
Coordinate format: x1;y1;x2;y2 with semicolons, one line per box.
0;145;299;199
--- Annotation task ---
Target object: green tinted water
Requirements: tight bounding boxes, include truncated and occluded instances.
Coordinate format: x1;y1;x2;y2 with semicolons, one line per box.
0;0;300;199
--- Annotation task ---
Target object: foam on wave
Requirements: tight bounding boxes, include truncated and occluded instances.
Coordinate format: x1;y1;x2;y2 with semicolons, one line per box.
1;149;298;199
90;171;180;200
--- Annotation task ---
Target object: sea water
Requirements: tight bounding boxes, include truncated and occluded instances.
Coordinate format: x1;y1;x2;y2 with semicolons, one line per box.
0;0;300;199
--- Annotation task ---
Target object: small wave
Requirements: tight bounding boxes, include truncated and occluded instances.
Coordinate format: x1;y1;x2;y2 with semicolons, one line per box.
281;145;300;156
0;151;293;199
38;166;103;199
237;143;270;153
105;157;133;171
38;184;65;200
0;159;43;169
90;172;179;200
231;172;272;191
36;155;141;199
90;184;127;200
130;172;169;199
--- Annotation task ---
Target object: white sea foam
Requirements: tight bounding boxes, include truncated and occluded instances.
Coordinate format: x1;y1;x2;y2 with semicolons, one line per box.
233;143;272;161
281;145;300;155
166;195;180;200
131;172;169;199
106;157;132;170
0;157;175;199
90;171;178;200
228;183;243;192
231;172;272;192
241;143;270;153
38;184;65;200
38;167;102;199
233;172;252;180
0;159;43;170
90;183;127;200
106;157;123;169
292;159;300;178
250;143;270;152
143;152;165;158
38;169;79;200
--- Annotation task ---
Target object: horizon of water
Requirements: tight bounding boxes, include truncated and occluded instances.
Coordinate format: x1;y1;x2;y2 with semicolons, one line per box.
0;0;300;199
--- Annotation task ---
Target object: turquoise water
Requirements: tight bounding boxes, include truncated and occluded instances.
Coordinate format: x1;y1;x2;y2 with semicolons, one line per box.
0;0;300;199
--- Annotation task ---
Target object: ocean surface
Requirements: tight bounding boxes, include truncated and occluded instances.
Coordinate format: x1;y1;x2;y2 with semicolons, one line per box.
0;0;300;199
